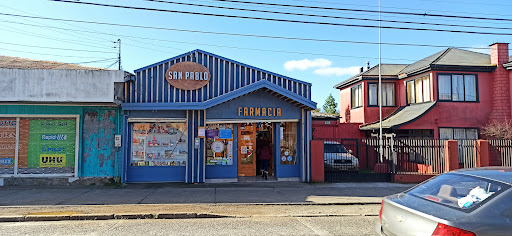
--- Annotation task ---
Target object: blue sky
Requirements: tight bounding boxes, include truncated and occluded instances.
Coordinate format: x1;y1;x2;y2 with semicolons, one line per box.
0;0;510;108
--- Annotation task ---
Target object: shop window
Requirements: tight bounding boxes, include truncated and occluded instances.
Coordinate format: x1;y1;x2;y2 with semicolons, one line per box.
205;124;233;166
0;119;16;175
351;84;362;108
0;118;78;176
131;122;187;167
368;83;395;106
407;76;431;104
280;122;297;165
438;74;477;102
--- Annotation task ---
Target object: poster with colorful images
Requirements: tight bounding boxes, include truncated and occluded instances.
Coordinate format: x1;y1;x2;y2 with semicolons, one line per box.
27;119;76;168
0;119;16;168
205;124;233;165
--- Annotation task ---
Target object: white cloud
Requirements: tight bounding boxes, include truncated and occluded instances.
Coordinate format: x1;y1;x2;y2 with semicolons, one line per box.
284;58;332;71
313;66;361;77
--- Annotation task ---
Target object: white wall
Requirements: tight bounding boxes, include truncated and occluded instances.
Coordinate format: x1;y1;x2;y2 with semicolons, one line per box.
0;69;125;103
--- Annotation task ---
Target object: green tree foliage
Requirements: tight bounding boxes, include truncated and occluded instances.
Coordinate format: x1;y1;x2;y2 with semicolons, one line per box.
322;94;338;114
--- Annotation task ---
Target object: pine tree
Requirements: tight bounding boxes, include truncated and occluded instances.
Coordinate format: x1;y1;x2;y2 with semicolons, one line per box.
322;94;338;114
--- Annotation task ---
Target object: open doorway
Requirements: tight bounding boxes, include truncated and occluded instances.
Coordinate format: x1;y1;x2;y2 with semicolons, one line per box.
237;123;274;180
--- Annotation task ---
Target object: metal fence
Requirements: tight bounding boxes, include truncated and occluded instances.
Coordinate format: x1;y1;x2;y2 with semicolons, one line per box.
488;140;512;167
394;139;445;175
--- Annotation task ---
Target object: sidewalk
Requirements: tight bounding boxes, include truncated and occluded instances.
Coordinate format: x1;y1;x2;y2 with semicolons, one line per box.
0;182;415;222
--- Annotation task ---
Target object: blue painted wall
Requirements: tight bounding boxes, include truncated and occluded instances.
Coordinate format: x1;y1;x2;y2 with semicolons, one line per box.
126;49;312;104
206;90;302;120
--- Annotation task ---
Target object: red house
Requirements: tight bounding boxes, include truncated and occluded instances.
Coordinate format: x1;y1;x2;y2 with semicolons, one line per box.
333;43;512;139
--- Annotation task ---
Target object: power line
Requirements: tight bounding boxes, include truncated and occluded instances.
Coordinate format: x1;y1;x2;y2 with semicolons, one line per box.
0;47;113;59
72;58;118;64
48;0;512;36
0;4;114;44
0;21;114;50
203;0;512;22
0;41;114;53
291;0;512;17
139;0;512;31
0;17;497;51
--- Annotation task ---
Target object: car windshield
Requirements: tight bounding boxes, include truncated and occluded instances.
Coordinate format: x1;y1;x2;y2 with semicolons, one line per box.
324;144;348;153
407;173;509;212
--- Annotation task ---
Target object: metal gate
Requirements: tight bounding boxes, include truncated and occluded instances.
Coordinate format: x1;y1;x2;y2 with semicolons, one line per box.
323;138;392;182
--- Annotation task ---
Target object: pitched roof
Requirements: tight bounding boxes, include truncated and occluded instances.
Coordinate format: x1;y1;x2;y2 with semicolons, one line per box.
359;102;436;130
0;55;110;70
399;48;492;76
333;64;407;89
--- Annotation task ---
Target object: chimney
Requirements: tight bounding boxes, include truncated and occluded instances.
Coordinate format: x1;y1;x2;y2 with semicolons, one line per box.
366;61;370;70
490;43;509;66
488;42;511;122
360;67;364;73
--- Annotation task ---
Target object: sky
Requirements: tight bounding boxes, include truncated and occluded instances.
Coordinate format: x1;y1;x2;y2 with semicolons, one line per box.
0;0;510;109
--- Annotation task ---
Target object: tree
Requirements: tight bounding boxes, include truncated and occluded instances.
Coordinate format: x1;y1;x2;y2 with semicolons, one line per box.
322;94;338;114
482;120;512;139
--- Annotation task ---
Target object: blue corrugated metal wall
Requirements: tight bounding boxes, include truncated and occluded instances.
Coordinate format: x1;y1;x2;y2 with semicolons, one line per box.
126;50;312;104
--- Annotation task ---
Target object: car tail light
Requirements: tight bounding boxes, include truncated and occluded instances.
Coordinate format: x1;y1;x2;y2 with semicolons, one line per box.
431;223;476;236
379;200;383;224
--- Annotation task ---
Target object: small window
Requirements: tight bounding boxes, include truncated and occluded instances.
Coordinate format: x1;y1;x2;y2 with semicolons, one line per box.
439;128;478;140
351;84;362;108
438;74;477;102
407;76;431;104
368;83;395;106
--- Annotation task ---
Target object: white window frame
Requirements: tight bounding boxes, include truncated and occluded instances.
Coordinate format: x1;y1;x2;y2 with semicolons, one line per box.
351;84;362;109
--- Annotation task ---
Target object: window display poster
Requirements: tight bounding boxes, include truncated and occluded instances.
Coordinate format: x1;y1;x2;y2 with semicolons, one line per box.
218;129;232;139
198;127;206;138
206;129;219;138
27;119;76;168
0;119;16;167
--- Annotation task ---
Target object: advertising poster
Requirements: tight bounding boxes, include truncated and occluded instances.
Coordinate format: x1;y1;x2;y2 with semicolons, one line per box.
27;119;76;168
218;129;232;139
0;119;16;168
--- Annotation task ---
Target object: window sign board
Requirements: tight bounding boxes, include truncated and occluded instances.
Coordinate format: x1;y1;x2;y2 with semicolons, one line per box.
218;129;232;139
198;127;206;138
165;62;211;90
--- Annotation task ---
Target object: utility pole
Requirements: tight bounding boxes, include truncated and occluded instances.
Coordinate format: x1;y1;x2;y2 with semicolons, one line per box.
378;0;383;163
117;39;121;70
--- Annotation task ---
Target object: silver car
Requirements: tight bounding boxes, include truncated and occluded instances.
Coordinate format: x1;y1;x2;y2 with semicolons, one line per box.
324;141;359;171
376;167;512;236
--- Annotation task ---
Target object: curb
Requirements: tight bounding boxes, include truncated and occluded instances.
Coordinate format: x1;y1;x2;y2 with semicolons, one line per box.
0;213;377;222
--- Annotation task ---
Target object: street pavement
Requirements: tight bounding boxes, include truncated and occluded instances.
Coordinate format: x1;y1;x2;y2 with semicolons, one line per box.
0;182;414;222
0;216;379;236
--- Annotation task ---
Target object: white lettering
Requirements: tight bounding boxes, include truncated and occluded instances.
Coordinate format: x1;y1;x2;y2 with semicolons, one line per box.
195;72;200;80
185;72;189;80
190;72;194;80
178;72;183;80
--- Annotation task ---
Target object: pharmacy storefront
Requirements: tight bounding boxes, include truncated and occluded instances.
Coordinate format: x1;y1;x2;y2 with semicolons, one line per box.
122;50;316;183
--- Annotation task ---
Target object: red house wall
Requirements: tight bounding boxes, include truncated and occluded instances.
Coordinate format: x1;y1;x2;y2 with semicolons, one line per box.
399;71;493;138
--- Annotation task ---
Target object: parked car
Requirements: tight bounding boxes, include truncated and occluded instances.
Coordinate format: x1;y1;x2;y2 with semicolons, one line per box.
376;167;512;236
324;141;359;171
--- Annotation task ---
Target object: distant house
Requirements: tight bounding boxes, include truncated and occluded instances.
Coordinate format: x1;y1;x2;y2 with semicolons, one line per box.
333;43;512;139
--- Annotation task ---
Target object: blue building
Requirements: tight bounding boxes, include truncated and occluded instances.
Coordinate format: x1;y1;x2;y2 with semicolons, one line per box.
122;50;316;183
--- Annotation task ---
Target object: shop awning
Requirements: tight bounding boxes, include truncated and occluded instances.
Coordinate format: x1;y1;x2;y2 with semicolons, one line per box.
359;101;436;130
122;80;317;111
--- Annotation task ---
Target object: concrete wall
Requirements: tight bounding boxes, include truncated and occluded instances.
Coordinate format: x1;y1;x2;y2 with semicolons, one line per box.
0;69;125;103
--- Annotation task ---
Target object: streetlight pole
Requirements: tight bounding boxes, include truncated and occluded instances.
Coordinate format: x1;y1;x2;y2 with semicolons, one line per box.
378;0;383;163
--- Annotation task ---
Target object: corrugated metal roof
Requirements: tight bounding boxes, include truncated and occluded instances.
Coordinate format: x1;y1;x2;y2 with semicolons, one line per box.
359;102;436;130
0;55;110;70
333;64;407;89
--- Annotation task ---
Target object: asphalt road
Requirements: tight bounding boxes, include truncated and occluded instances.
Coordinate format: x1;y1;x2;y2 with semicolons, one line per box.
0;216;378;236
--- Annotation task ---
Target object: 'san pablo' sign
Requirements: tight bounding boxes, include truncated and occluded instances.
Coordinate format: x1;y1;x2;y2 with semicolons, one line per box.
165;62;211;90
